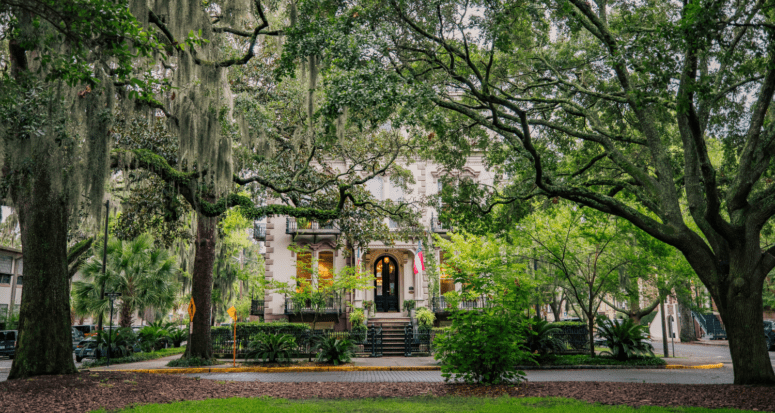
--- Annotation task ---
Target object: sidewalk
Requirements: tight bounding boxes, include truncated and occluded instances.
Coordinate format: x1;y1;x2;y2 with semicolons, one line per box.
88;355;439;372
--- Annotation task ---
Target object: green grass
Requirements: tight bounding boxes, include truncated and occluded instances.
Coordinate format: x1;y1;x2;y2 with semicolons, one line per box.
93;396;757;413
81;347;186;368
536;354;666;367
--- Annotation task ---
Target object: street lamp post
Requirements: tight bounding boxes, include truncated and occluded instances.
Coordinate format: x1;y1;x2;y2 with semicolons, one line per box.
105;292;122;368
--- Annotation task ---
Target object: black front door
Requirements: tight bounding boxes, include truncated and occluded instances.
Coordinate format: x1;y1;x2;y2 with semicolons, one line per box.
374;256;399;312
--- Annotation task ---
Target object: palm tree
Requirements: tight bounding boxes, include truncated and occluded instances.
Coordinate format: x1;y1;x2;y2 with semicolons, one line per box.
72;234;180;327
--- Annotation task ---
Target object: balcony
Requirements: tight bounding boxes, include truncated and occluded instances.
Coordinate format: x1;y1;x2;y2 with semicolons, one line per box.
286;218;340;236
430;214;448;233
283;293;343;315
253;223;266;241
250;299;265;316
430;295;492;313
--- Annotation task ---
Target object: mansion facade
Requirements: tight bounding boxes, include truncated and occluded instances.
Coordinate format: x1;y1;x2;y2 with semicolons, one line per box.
252;156;494;329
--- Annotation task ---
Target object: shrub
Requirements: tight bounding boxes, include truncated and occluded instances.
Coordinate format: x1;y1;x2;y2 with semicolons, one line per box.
210;322;310;336
167;357;214;367
95;327;137;359
313;336;355;365
524;317;565;356
415;307;435;329
402;299;416;313
596;317;655;361
245;333;297;364
349;308;365;327
138;325;170;351
363;300;374;314
167;328;187;348
442;291;461;309
434;307;532;384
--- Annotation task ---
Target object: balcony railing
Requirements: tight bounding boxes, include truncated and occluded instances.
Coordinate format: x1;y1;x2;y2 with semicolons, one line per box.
430;214;448;233
286;218;340;235
253;223;266;241
430;295;492;313
284;293;343;315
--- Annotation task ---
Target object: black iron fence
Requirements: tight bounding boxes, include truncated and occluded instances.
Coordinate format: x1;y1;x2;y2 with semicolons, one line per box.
553;324;590;354
250;299;264;317
430;295;493;313
403;325;442;356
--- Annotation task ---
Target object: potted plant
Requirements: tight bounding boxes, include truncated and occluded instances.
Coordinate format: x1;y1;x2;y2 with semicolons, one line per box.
363;300;375;315
402;299;416;316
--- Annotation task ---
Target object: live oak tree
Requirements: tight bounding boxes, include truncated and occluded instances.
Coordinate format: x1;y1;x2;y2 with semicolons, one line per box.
285;0;775;384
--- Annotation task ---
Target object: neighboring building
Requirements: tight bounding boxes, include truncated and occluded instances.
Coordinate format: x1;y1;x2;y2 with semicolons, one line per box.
0;245;23;325
256;156;494;329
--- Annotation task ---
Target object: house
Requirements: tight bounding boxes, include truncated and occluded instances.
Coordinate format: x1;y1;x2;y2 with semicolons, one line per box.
254;156;494;329
0;245;23;327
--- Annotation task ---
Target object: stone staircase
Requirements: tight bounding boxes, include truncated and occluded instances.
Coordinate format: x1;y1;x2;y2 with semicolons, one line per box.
368;317;411;356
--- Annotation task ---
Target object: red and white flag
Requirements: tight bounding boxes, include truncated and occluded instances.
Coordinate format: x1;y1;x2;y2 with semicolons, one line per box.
413;239;425;275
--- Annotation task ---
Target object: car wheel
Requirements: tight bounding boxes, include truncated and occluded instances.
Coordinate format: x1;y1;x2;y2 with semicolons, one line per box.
75;356;83;362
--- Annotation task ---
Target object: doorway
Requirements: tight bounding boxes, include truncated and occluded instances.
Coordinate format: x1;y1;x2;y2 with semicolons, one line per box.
374;255;399;312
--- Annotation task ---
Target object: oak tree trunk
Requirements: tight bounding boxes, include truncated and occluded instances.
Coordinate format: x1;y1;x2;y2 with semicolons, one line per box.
183;213;217;360
8;167;76;379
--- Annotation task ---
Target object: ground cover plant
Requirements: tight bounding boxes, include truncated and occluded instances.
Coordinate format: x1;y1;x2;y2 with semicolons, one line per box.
245;333;297;364
533;354;666;367
96;396;760;413
596;318;656;361
81;347;186;368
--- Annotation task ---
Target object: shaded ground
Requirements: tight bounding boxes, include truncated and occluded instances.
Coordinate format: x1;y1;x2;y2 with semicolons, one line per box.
0;371;773;413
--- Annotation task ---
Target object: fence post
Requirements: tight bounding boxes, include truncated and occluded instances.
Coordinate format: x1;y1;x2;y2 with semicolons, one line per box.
404;324;413;357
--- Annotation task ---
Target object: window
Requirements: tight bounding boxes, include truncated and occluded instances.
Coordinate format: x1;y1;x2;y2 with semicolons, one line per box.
0;256;11;274
0;304;7;318
295;251;312;292
439;253;455;295
0;275;10;284
318;251;334;288
15;276;22;286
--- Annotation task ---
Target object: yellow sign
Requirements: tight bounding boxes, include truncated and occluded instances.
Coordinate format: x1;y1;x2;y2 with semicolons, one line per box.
227;306;238;322
188;297;196;320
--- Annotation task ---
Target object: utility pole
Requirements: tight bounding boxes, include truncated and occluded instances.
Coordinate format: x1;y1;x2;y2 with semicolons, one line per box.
97;200;109;333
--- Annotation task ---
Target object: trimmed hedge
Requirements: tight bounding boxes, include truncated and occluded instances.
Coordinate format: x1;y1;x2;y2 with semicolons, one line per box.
550;321;588;328
211;322;311;337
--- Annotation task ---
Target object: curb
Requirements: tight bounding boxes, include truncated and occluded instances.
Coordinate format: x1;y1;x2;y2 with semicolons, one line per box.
515;365;667;370
116;366;442;374
665;363;724;370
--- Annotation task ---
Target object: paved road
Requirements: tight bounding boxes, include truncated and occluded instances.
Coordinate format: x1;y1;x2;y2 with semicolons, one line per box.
186;366;736;385
651;340;774;365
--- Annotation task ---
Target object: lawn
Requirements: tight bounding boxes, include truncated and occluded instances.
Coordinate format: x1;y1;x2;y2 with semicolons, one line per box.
97;397;757;413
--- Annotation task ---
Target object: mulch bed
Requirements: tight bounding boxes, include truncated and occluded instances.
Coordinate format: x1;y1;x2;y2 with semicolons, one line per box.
0;371;772;412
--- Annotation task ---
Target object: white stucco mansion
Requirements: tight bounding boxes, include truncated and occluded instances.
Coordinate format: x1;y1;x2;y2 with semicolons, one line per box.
251;156;495;329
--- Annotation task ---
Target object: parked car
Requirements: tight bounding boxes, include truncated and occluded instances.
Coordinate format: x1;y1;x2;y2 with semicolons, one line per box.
73;325;98;337
764;321;775;351
73;339;101;363
72;328;85;350
0;330;17;359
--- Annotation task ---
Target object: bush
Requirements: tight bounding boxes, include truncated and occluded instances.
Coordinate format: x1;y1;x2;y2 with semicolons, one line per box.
402;299;416;313
167;357;214;367
245;333;297;364
415;307;435;329
138;325;170;351
524;317;565;356
540;354;666;367
95;327;137;359
313;336;356;365
596;318;655;361
167;328;187;348
350;325;367;343
434;307;532;384
349;308;365;327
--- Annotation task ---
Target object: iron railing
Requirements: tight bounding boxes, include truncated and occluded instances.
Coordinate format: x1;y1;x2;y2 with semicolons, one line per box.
286;218;340;234
250;299;264;317
430;295;493;313
403;324;440;356
367;324;383;357
430;214;447;233
253;223;266;241
283;293;343;315
553;324;590;354
212;329;350;358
